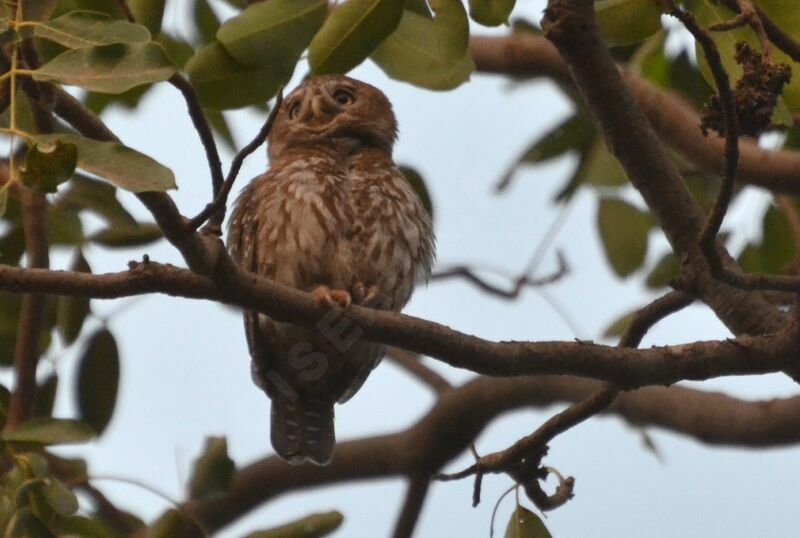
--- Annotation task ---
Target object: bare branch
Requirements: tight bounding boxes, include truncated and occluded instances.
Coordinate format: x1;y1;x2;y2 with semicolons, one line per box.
662;2;740;268
392;474;430;538
0;261;796;391
5;189;49;429
386;348;451;393
168;74;225;210
189;89;284;232
170;375;800;536
431;252;568;300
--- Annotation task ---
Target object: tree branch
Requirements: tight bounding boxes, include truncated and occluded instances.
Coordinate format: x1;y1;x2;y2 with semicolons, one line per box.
392;474;430;538
430;251;568;300
386;348;451;394
0;261;797;388
167;375;800;536
536;0;783;339
468;34;800;197
5;189;49;429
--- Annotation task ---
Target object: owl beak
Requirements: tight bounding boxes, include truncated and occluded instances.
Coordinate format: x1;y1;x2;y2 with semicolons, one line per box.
311;95;324;119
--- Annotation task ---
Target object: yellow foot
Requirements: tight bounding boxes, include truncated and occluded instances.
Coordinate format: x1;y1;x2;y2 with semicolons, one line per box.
312;285;352;309
353;283;381;306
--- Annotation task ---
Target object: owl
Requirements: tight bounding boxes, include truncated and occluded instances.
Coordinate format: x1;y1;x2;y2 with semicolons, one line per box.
227;75;435;465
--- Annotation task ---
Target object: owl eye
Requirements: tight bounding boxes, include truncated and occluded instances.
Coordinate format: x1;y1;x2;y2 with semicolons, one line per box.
332;88;355;105
288;100;301;119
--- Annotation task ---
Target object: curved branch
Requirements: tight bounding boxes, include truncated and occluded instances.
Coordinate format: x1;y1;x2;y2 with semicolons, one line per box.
0;261;796;388
170;375;800;536
468;34;800;197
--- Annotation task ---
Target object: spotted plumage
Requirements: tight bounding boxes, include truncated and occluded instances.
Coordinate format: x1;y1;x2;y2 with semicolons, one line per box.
227;75;435;465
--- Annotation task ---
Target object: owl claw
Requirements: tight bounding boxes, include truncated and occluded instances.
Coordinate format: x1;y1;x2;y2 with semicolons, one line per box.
312;285;352;309
353;283;381;306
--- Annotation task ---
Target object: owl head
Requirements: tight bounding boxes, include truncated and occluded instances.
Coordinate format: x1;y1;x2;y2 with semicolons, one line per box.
267;75;398;160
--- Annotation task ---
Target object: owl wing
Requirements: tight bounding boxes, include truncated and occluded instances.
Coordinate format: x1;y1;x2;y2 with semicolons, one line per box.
228;173;279;393
337;165;435;403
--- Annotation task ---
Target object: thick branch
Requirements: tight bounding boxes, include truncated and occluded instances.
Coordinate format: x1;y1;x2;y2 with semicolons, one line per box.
172;375;800;536
468;34;800;197
536;2;783;337
0;262;797;388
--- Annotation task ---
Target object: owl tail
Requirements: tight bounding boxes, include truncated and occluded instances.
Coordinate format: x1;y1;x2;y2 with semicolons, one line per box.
270;398;335;466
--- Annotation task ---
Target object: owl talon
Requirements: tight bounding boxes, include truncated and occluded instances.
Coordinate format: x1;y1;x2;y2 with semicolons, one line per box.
353;283;381;306
312;285;352;309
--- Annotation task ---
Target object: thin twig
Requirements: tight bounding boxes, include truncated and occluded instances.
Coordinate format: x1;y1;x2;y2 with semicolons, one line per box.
189;89;284;232
6;189;49;429
663;2;740;265
435;288;694;509
169;74;225;208
431;251;568;299
392;475;430;538
386;348;451;393
720;0;800;61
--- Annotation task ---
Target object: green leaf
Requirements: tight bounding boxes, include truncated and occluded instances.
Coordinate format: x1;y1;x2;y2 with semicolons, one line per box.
36;133;176;192
187;41;290;109
56;250;91;345
308;0;406;75
20;140;78;193
504;506;552;538
59;516;117;538
34;11;151;49
2;418;94;445
737;243;762;273
147;509;184;538
50;0;125;19
21;0;59;22
193;0;221;45
584;137;628;188
33;374;58;419
595;0;662;47
690;0;800;111
129;0;166;35
406;0;432;17
48;205;84;245
645;252;678;289
157;33;195;67
217;0;326;69
84;84;152;115
188;437;236;500
371;4;474;90
499;113;595;190
59;174;137;228
33;42;175;93
761;205;794;274
0;294;23;366
203;108;237;152
89;222;162;247
43;478;79;516
637;34;712;107
77;329;120;435
468;0;515;26
245;512;344;538
399;165;433;218
597;197;652;277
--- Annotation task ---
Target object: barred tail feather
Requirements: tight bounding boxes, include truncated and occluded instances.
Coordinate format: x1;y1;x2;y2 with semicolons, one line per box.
271;398;335;466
